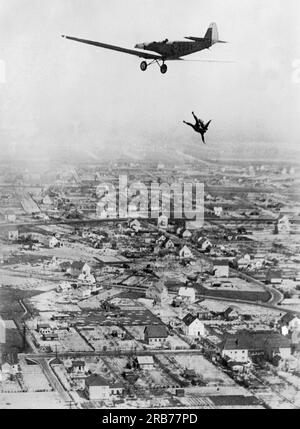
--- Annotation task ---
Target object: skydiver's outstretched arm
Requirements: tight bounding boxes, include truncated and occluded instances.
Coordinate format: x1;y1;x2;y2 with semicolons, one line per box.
205;120;212;130
183;121;195;129
192;112;198;123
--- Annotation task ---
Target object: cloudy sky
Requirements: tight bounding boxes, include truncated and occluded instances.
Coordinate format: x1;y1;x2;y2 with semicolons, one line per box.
0;0;299;162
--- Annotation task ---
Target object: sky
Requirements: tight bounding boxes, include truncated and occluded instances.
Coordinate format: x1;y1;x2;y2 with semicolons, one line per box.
0;0;299;163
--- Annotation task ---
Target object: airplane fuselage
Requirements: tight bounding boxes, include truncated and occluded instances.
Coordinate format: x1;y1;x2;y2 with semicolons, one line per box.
136;39;211;60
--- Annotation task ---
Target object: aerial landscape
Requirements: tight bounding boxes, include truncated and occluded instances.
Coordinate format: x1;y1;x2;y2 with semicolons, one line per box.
0;0;299;412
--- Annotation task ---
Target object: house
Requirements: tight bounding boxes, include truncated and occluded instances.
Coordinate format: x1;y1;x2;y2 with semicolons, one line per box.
85;375;124;400
146;280;169;304
179;245;193;260
223;306;240;321
37;323;52;336
42;332;59;341
157;215;168;230
178;287;196;303
70;360;86;375
264;335;291;361
197;237;212;252
136;356;155;371
214;206;223;217
69;261;91;278
220;330;291;364
49;236;62;248
181;229;192;239
85;374;110;400
266;270;282;285
60;262;72;275
7;227;19;241
144;325;168;346
182;314;206;337
214;260;229;278
163;239;175;250
274;215;290;234
129;219;141;233
279;313;300;334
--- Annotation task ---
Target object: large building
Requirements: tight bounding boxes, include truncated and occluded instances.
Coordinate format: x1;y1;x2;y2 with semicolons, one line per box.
220;330;291;363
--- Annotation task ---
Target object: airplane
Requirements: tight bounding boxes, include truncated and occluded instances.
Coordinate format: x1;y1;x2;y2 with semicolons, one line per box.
62;22;227;74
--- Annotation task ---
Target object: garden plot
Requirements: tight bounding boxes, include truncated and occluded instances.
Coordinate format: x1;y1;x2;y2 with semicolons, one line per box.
21;364;52;392
174;355;235;385
104;357;130;376
56;328;92;352
110;297;144;309
166;335;190;350
120;308;161;325
135;367;176;390
78;326;139;351
124;325;145;341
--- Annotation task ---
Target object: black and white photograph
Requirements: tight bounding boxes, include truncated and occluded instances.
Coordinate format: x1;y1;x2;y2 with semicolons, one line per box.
0;0;299;413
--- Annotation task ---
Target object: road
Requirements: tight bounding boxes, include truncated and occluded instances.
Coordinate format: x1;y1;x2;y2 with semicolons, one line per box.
35;357;75;405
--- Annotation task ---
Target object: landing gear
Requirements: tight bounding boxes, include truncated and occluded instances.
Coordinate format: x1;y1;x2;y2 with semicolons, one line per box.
139;59;168;74
140;61;147;71
160;63;168;74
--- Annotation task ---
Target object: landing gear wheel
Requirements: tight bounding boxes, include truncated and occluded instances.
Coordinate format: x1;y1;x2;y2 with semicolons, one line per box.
140;61;147;71
160;64;168;74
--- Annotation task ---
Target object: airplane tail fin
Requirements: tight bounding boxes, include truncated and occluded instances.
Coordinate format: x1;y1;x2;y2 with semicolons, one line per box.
185;23;227;44
204;23;227;45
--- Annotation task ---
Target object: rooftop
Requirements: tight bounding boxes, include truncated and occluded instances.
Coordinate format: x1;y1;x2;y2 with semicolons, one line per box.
144;325;168;338
221;330;291;351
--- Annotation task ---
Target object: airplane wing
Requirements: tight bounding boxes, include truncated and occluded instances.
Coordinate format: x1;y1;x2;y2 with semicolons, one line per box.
62;35;163;60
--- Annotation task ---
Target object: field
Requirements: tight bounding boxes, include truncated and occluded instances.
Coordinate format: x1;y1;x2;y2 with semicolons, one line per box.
174;354;235;385
0;391;64;409
196;283;270;302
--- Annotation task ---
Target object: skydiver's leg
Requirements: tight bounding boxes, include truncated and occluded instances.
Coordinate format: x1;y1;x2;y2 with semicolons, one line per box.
201;133;206;144
183;121;194;129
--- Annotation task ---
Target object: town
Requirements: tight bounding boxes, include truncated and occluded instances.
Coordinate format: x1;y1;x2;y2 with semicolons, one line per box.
0;156;299;409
